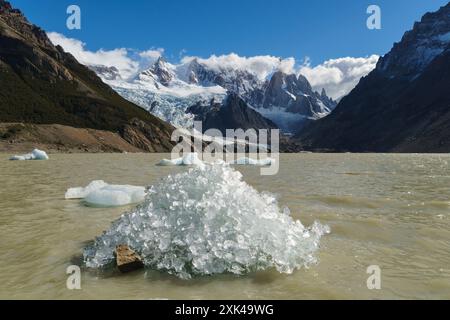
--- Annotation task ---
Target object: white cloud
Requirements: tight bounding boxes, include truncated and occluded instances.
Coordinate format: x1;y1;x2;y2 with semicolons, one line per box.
47;32;163;80
48;32;378;99
139;48;165;60
181;53;296;80
299;55;380;100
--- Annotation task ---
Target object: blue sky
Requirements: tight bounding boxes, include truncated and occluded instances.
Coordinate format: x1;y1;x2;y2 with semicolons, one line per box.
10;0;449;65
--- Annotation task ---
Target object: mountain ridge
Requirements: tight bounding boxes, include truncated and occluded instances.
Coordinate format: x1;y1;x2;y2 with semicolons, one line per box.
93;54;336;132
296;3;450;153
0;0;175;152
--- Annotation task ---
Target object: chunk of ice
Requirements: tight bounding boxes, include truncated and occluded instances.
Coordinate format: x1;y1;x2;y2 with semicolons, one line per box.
10;149;49;161
65;180;146;207
83;163;329;279
65;180;108;199
157;153;274;167
230;157;275;166
157;152;204;166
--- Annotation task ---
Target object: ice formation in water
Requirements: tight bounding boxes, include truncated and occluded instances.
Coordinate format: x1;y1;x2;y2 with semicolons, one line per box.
9;149;49;161
65;180;146;207
230;157;275;166
157;152;204;166
84;163;329;279
157;153;274;167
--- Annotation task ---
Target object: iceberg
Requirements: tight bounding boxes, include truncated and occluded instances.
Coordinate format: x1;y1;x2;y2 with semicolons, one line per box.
10;149;49;161
157;152;204;167
65;180;146;207
84;163;329;279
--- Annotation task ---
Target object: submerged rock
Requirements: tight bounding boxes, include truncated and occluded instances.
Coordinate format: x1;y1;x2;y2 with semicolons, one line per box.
114;245;144;273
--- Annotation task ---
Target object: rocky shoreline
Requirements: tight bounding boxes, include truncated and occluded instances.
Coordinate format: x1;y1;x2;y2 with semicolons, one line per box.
0;122;151;154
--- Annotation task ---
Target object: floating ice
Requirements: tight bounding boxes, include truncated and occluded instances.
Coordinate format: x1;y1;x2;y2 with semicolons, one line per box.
83;163;329;279
65;180;108;199
157;152;204;166
157;153;274;167
230;157;275;166
65;180;146;207
9;149;49;161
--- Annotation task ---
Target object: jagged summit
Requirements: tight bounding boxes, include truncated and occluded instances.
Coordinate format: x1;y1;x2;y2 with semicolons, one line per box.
262;71;334;119
0;0;12;11
139;57;175;87
96;54;336;132
378;2;450;80
296;3;450;152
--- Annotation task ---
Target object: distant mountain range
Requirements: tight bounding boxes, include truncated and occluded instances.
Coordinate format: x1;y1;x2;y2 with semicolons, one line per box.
1;0;449;154
296;2;450;152
94;55;337;133
0;0;174;152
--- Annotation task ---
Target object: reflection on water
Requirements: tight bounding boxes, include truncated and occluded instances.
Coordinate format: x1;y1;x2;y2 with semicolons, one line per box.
0;153;449;299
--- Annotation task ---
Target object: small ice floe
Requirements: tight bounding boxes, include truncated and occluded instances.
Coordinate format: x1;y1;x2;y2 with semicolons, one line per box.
157;152;204;166
65;180;146;207
230;157;275;166
9;149;49;161
157;153;275;167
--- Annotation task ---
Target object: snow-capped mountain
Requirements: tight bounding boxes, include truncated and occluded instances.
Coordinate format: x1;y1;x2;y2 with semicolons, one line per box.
93;56;336;132
89;65;122;81
138;57;176;87
297;2;450;152
378;5;450;80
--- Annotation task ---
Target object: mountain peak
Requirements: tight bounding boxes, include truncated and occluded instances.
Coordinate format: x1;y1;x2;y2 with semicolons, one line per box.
0;0;12;11
378;3;450;79
296;3;450;152
139;56;175;86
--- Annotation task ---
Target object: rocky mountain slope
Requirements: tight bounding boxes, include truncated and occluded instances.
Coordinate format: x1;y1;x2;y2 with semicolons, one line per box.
0;0;174;152
187;93;278;134
296;3;450;152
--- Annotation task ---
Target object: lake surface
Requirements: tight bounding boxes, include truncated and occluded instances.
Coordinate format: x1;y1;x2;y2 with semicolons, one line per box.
0;153;449;300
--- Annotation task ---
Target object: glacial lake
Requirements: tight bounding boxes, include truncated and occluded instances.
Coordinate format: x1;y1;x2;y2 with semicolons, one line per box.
0;153;449;299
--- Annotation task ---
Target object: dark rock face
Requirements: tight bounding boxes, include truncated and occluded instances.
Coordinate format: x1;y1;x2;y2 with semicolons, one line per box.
378;4;450;80
0;1;174;152
185;59;336;121
187;93;278;134
296;3;450;153
89;65;121;81
263;71;335;118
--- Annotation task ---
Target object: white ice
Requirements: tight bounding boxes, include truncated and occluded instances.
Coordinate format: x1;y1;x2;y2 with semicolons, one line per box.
157;153;274;167
9;149;49;161
84;163;329;279
230;157;275;166
65;180;146;207
157;152;204;166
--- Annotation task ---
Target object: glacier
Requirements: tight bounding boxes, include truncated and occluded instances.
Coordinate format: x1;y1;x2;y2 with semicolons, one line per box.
104;63;227;128
83;163;329;279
